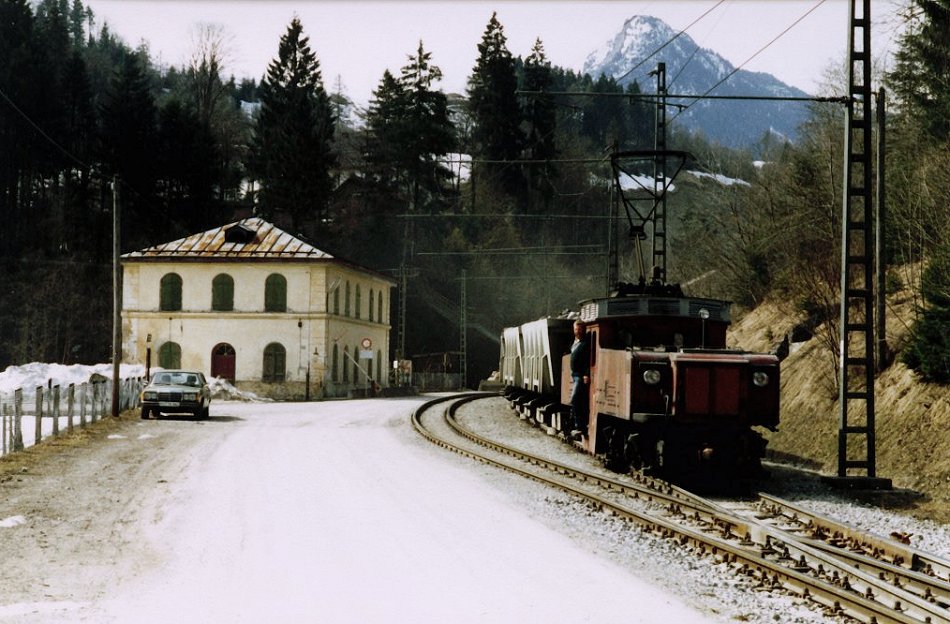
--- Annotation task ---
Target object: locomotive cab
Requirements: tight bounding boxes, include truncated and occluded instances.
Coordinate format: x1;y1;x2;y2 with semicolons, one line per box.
560;287;780;489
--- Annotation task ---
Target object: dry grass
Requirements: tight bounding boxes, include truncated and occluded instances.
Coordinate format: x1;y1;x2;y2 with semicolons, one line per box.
0;410;138;482
730;268;950;524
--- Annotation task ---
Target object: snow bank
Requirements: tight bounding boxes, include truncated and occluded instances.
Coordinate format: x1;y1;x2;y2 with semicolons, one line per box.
0;362;147;395
207;377;271;403
0;363;270;403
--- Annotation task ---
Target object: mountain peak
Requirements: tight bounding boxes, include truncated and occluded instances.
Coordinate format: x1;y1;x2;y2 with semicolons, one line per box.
583;15;730;86
582;15;808;147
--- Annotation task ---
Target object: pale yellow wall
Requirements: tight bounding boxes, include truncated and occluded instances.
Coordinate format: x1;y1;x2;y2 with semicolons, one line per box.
122;260;392;389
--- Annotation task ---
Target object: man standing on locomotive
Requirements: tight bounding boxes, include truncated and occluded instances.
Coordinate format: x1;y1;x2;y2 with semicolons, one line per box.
569;320;591;441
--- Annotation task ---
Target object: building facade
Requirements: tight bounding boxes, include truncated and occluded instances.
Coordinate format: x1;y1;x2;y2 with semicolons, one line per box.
121;218;395;399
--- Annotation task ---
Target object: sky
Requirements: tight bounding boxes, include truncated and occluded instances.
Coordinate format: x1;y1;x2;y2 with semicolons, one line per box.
81;0;906;105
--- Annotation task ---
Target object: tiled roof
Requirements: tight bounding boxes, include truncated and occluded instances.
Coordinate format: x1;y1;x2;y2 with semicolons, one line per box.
121;218;334;260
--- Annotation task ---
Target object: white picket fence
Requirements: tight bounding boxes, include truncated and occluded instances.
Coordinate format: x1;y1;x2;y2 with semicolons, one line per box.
0;377;146;458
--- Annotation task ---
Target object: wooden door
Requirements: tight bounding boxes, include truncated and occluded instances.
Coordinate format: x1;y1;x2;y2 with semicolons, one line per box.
211;343;236;382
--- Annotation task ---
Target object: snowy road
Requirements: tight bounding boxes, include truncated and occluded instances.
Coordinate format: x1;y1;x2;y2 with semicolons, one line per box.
0;397;719;624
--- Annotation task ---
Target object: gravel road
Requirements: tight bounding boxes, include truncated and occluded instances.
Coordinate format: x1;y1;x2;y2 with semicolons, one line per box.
0;397;733;624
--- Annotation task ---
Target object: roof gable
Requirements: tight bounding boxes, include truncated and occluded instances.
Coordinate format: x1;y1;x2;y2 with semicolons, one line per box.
121;218;335;261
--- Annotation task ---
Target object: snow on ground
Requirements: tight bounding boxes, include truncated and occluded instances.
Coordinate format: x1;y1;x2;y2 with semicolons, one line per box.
0;362;266;402
0;398;728;623
0;363;268;456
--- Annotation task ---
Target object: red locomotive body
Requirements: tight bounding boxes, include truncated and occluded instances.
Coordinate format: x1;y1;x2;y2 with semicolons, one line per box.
504;285;780;489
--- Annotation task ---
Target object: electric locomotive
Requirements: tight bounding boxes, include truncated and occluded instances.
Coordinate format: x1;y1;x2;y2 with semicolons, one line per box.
502;279;780;488
501;148;780;489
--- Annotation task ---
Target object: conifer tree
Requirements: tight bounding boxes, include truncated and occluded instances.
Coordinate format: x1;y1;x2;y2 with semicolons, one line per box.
250;17;335;234
467;12;523;197
364;42;455;212
887;0;950;141
522;38;557;208
364;69;409;190
399;41;455;212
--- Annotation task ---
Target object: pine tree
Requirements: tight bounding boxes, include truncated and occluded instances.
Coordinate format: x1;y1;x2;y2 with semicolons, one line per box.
250;17;335;235
467;12;523;197
399;41;456;212
887;0;950;141
521;38;557;209
364;69;410;190
98;51;159;248
902;245;950;382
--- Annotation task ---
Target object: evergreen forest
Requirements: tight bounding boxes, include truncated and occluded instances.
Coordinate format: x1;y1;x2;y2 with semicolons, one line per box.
0;0;947;386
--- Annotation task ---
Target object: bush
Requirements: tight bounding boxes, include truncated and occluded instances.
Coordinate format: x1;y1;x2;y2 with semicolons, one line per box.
902;307;950;382
903;247;950;383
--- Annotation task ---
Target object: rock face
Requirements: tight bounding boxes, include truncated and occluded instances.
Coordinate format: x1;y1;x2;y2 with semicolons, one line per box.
582;15;811;148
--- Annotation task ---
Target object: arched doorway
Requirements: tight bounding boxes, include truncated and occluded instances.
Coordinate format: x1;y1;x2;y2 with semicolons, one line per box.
211;343;236;382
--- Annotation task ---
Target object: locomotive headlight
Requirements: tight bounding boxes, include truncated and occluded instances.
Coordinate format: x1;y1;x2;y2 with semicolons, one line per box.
643;369;662;385
753;371;770;387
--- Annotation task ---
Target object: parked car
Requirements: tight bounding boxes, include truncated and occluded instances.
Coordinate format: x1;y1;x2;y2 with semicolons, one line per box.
140;370;211;419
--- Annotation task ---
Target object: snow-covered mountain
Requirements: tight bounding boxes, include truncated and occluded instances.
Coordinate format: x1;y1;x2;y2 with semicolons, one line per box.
582;15;811;148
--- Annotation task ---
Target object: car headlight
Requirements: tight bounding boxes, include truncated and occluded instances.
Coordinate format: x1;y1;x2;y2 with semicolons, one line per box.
142;391;157;401
753;371;769;387
182;392;198;401
642;369;662;385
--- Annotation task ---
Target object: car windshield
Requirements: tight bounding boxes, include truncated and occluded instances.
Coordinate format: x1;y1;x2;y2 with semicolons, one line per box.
154;373;201;387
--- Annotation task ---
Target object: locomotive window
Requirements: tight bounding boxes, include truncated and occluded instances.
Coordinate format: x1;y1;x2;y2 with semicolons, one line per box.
674;333;684;349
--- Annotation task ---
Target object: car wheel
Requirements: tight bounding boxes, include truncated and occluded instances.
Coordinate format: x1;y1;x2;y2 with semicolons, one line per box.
201;406;210;419
141;407;151;419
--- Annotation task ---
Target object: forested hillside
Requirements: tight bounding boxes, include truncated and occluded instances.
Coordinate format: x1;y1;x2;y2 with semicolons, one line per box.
0;0;946;389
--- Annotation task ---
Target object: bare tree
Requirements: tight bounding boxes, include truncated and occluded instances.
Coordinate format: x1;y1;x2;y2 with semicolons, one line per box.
188;23;232;129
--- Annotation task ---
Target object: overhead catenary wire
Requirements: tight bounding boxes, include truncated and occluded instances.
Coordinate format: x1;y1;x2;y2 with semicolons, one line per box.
672;0;830;121
613;0;728;86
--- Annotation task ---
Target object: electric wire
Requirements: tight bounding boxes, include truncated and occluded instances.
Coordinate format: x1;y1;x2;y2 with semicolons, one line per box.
671;0;829;122
0;85;91;171
613;0;727;86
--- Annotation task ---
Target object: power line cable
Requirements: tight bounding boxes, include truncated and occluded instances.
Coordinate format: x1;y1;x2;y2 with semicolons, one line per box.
0;85;90;171
613;0;727;85
672;0;829;122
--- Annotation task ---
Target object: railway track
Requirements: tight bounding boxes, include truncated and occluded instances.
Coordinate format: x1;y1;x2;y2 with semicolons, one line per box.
412;393;950;624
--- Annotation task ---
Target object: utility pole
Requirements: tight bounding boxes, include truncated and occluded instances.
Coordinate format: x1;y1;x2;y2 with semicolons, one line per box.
111;176;122;418
651;62;669;282
829;0;890;489
459;269;467;390
875;88;888;372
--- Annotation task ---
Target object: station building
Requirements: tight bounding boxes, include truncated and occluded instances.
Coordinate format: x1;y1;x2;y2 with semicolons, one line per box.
120;217;395;399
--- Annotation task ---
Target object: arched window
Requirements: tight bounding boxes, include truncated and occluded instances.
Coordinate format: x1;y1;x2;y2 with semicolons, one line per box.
332;287;340;315
344;281;351;316
376;349;382;384
158;342;181;368
355;284;362;319
332;344;339;382
265;274;287;312
343;346;350;382
212;274;234;311
160;273;182;311
262;343;286;382
353;346;360;384
378;293;383;323
369;290;375;322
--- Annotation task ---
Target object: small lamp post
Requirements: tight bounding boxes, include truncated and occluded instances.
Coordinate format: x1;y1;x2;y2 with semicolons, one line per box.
699;308;709;348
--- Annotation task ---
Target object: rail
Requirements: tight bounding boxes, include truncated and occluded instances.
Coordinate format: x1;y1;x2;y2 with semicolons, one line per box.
413;393;950;624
